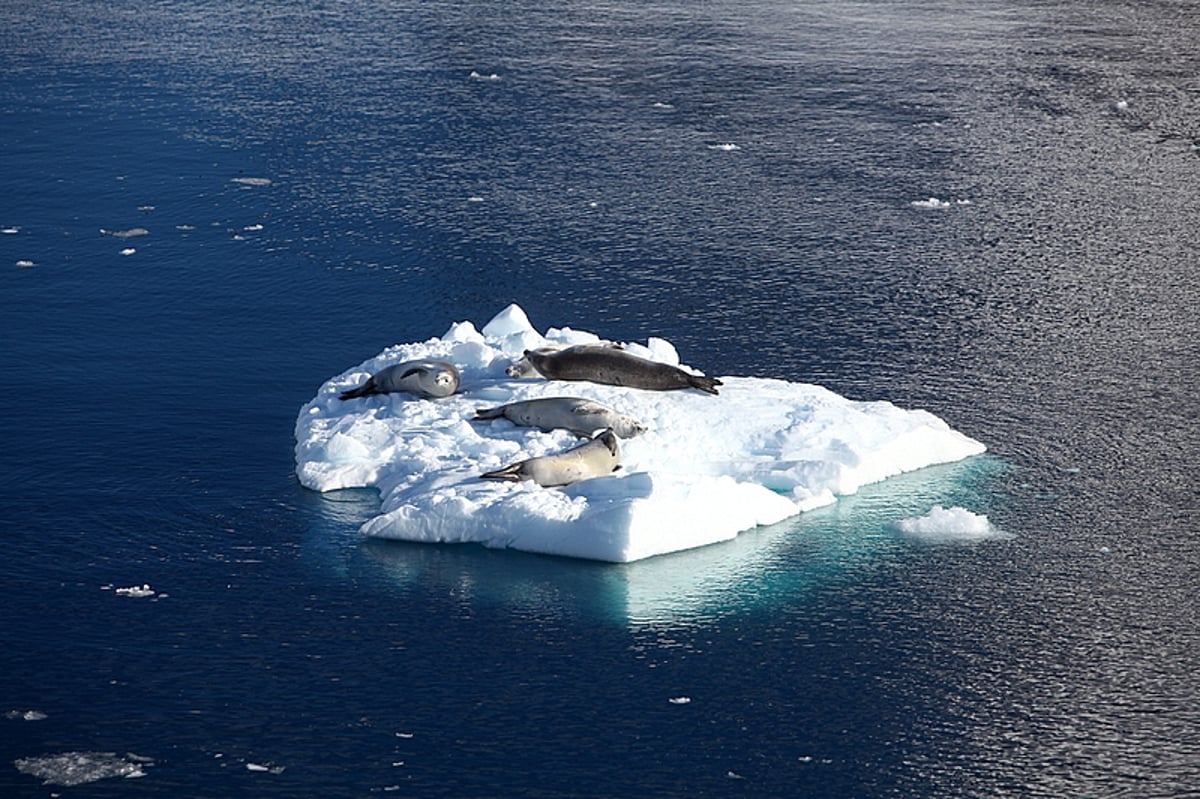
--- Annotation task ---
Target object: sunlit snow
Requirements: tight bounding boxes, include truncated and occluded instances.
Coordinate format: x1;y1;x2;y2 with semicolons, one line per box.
295;305;986;562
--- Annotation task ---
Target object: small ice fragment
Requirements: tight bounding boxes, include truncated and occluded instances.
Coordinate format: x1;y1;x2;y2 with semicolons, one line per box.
708;143;740;151
119;248;136;256
894;505;1005;543
395;732;414;739
231;177;273;187
137;205;155;213
1111;99;1129;112
469;70;501;81
116;584;156;597
5;709;48;721
2;226;19;234
100;227;149;238
910;197;951;209
176;224;195;231
243;224;264;231
467;196;485;203
246;762;284;773
16;259;35;268
392;760;405;767
668;696;691;705
726;771;745;780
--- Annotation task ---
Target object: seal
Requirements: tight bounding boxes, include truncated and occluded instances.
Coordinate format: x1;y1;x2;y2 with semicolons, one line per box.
506;343;621;378
339;359;460;400
522;346;722;395
481;429;620;487
474;397;647;439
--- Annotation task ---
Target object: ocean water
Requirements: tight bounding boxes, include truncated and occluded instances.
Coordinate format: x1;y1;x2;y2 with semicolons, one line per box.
2;0;1198;796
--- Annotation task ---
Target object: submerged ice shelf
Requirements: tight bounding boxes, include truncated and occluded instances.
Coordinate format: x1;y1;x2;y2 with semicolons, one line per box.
295;305;986;562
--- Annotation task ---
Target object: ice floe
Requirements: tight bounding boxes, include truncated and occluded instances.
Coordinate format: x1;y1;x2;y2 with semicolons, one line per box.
296;305;986;562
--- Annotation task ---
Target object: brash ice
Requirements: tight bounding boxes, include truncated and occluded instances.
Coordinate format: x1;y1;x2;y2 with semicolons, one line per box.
295;305;986;562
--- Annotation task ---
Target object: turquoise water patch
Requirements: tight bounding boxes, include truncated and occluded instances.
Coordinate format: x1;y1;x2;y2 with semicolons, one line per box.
318;455;1009;626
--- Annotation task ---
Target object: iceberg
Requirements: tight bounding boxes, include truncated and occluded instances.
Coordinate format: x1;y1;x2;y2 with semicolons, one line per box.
295;305;986;563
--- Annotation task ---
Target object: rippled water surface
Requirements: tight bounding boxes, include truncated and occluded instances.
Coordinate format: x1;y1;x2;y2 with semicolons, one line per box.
2;1;1198;796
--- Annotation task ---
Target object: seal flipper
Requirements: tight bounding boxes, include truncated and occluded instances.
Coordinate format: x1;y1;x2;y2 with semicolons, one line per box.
688;375;723;395
481;463;524;482
473;406;506;421
338;377;378;401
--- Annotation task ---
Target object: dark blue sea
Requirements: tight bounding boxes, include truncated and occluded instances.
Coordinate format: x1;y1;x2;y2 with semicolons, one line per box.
3;1;1198;796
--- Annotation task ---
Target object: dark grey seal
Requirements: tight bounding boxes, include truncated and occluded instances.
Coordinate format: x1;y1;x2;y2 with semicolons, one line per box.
522;346;722;395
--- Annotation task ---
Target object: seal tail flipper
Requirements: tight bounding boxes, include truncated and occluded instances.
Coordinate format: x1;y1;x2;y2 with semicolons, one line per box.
481;463;524;481
338;380;375;401
473;406;505;421
689;375;723;395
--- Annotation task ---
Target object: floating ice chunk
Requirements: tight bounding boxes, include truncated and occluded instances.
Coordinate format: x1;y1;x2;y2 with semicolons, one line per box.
2;226;19;234
100;227;149;238
668;696;692;704
14;752;153;786
119;248;136;256
231;176;272;186
16;259;35;268
246;762;285;774
296;306;986;562
910;197;951;209
115;584;156;597
1110;99;1129;112
469;70;501;81
708;143;740;151
244;223;264;232
137;205;155;213
894;505;1006;543
5;709;48;721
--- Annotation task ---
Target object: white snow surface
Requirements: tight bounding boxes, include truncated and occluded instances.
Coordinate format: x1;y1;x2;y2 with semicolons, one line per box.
295;305;986;562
